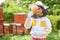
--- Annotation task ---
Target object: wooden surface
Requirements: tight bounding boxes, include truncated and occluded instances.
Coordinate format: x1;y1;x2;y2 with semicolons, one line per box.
14;13;28;34
0;8;3;36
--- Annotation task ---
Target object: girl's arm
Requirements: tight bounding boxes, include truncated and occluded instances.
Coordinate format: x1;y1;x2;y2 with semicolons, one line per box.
24;17;32;29
43;18;52;36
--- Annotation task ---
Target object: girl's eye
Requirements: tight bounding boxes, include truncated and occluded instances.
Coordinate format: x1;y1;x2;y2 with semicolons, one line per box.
38;8;40;10
38;7;41;10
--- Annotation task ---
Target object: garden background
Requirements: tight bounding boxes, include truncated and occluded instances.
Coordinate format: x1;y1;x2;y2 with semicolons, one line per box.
0;0;60;40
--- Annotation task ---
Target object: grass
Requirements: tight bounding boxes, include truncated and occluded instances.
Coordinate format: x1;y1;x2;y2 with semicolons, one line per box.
46;33;60;40
0;32;60;40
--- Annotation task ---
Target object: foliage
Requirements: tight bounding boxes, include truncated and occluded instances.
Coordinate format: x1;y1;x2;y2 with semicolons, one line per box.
0;0;60;32
46;32;60;40
0;32;60;40
47;15;60;32
0;0;60;22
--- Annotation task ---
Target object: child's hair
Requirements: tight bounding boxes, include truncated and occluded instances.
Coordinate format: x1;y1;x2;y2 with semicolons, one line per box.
37;5;47;16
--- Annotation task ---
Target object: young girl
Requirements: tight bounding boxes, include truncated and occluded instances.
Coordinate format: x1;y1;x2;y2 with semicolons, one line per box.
24;1;52;40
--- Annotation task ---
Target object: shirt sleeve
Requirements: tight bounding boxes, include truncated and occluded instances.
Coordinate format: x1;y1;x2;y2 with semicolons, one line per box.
24;17;32;29
28;11;33;17
46;18;52;27
45;18;52;35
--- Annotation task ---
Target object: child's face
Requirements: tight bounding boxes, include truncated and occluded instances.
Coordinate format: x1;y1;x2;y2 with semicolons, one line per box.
32;6;43;16
35;7;43;16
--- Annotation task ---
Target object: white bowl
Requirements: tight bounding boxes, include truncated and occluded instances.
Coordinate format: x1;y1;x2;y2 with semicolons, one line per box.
3;24;10;26
16;24;21;26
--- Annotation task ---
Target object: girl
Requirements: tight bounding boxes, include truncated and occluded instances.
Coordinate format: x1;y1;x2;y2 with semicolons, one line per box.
24;1;52;40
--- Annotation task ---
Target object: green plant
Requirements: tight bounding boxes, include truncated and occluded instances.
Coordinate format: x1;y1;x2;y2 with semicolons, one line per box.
47;15;60;32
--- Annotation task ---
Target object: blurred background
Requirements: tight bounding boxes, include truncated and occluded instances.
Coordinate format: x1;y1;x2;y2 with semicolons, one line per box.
0;0;60;40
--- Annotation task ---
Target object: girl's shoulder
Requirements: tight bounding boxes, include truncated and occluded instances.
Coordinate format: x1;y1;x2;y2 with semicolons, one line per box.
41;16;50;21
44;17;51;22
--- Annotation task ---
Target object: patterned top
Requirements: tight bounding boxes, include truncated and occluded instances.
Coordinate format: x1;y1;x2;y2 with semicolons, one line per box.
24;16;52;38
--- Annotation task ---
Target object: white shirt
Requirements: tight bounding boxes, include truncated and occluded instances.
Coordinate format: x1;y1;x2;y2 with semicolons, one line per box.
28;11;33;17
24;16;52;38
